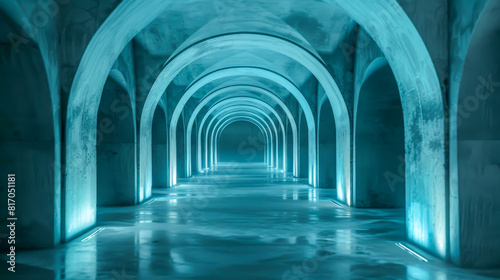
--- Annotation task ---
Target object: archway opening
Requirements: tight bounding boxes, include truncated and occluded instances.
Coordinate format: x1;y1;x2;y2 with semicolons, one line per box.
355;63;404;208
96;75;136;205
152;106;168;188
318;101;336;189
176;113;186;179
218;121;265;164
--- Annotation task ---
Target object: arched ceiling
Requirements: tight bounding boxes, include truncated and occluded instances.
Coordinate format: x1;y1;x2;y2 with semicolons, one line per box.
133;0;353;56
133;0;356;90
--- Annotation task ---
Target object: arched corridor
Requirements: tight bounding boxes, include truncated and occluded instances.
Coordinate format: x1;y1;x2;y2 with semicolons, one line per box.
1;0;500;278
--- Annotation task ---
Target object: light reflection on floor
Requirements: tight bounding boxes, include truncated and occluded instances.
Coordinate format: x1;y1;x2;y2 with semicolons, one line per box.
3;163;500;279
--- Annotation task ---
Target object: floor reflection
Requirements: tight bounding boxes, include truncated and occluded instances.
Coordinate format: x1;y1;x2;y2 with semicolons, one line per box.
3;163;500;279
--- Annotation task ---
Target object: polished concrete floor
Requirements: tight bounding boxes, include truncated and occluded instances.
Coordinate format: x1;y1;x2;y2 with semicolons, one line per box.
3;163;500;279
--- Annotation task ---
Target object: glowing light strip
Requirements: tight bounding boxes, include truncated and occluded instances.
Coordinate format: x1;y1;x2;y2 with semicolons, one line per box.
145;198;157;205
395;243;428;262
81;228;105;242
330;200;343;208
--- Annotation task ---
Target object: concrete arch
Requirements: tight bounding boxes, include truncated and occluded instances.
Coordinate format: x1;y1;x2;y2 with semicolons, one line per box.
335;1;446;257
318;100;336;189
185;85;298;177
142;34;345;194
201;102;284;172
202;98;286;167
208;112;275;168
201;109;274;171
206;113;274;170
66;31;345;240
64;2;445;257
169;66;312;181
188;90;291;171
451;0;500;267
213;117;271;167
210;106;283;170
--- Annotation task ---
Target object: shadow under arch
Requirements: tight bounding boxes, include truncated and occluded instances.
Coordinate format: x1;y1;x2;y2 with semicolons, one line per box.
96;73;136;206
0;4;61;248
451;0;500;267
318;99;336;189
354;57;404;208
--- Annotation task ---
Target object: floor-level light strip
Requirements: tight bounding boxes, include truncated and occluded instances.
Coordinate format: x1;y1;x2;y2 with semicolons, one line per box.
145;198;157;205
395;242;429;262
81;228;105;242
330;200;343;208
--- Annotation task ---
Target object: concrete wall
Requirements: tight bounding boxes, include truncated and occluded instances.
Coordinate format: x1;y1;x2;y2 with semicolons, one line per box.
449;0;500;267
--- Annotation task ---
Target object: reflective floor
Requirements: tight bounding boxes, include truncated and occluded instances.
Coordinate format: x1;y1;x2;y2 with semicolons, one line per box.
3;163;500;279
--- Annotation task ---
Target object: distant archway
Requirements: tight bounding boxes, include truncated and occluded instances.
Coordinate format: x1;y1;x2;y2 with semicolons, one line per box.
207;114;272;169
218;121;266;164
184;84;298;177
170;67;313;183
203;105;282;170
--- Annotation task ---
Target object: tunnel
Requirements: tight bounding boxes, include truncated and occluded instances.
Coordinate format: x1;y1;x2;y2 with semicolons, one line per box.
0;0;500;279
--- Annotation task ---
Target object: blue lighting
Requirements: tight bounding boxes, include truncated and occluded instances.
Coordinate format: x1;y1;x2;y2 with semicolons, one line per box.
81;228;105;242
396;243;429;263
